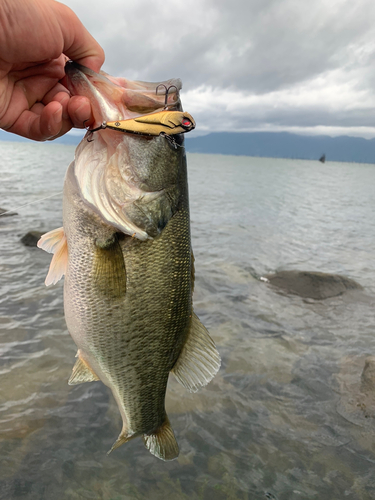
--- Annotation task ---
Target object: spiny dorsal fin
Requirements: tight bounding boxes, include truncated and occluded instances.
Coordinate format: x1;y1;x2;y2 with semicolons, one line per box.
172;312;221;393
68;351;100;385
143;416;179;461
37;227;68;286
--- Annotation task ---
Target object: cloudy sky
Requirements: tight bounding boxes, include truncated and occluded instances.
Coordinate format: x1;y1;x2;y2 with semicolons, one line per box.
62;0;375;138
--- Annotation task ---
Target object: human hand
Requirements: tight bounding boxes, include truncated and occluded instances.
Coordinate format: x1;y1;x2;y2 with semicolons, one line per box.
0;0;104;141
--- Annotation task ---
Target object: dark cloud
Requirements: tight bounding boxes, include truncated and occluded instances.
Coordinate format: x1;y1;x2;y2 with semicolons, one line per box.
64;0;375;137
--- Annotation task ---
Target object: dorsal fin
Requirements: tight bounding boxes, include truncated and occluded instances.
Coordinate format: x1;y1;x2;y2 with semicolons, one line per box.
68;350;100;385
37;227;68;286
171;312;221;393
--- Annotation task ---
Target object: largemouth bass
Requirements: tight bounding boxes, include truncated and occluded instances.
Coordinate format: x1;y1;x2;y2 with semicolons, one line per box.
38;62;220;461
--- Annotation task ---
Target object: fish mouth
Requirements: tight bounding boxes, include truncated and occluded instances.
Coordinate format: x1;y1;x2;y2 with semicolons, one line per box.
64;61;182;129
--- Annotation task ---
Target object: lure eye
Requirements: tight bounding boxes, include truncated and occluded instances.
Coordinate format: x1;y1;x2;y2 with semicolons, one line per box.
182;119;191;127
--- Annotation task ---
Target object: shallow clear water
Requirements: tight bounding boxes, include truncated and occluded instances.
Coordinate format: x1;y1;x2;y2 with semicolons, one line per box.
1;141;375;499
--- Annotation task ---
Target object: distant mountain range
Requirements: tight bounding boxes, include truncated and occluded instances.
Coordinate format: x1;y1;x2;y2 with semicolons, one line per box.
185;132;375;164
1;129;375;164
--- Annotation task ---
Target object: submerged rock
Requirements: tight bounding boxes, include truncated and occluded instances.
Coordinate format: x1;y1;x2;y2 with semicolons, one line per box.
361;356;375;393
336;355;375;428
0;207;17;217
263;270;362;300
21;231;44;247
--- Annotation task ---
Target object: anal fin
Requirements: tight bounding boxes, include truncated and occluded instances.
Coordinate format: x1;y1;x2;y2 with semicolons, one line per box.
172;312;221;393
68;350;100;385
143;416;179;461
107;431;135;455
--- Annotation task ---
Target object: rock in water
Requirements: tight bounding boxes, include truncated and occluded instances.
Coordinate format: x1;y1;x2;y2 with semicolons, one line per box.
21;231;45;247
264;270;362;299
0;207;17;217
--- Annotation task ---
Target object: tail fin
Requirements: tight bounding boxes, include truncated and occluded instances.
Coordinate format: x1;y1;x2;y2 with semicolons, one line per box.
143;416;179;461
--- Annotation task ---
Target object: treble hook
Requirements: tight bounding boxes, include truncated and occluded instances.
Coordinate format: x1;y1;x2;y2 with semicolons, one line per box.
156;84;168;95
156;84;179;109
83;120;107;142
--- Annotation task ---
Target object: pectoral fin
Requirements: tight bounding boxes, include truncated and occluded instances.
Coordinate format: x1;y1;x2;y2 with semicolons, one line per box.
93;234;126;298
37;227;68;286
68;351;100;385
172;312;221;393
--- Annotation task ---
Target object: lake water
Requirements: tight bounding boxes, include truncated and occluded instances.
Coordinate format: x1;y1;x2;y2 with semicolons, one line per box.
1;141;375;499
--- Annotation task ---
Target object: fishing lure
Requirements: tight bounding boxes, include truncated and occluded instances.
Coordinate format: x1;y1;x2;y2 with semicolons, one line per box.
86;110;195;140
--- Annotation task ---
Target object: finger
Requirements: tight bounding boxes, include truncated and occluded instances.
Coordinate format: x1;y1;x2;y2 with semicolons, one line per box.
10;57;65;81
38;98;79;140
43;91;92;131
7;75;63;124
67;96;93;129
16;92;91;139
33;101;63;140
8;101;63;141
43;90;70;120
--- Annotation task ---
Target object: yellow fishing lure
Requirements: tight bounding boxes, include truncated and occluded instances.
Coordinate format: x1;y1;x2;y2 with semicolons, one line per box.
89;110;195;137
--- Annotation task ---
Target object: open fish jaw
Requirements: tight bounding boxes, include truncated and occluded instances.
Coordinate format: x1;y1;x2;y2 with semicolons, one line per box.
73;129;183;241
65;61;182;127
38;63;220;461
66;61;186;241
